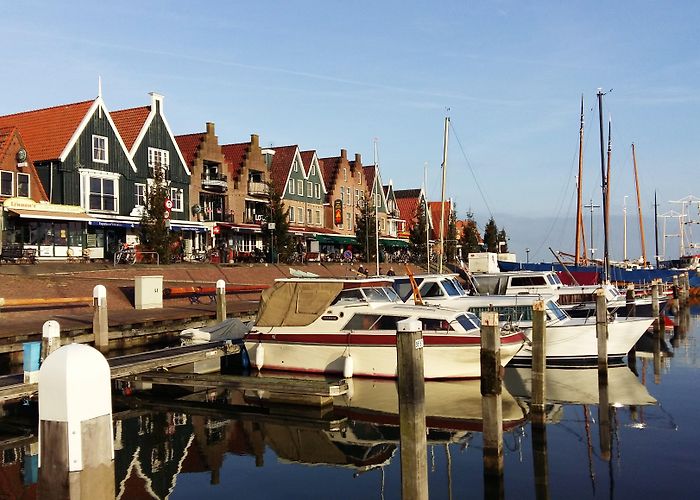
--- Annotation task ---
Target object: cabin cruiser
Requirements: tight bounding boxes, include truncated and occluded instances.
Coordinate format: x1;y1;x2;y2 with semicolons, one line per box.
244;278;525;379
390;274;654;366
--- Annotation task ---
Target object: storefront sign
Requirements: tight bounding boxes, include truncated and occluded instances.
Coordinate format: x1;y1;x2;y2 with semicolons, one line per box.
334;200;343;226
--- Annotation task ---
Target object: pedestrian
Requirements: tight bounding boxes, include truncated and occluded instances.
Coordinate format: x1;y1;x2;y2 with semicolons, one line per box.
387;267;396;276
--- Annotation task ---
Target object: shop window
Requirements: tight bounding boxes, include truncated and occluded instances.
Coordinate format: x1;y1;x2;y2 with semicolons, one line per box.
0;171;13;197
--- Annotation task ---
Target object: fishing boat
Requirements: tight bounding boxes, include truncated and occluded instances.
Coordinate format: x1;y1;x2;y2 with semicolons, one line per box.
244;277;525;379
390;274;654;365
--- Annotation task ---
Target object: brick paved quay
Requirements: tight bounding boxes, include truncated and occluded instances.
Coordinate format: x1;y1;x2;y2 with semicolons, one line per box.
0;261;422;347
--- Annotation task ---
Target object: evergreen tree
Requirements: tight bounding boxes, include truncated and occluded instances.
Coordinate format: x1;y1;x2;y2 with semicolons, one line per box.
408;200;429;265
266;182;292;262
139;161;172;263
497;228;509;253
445;207;458;262
483;217;499;252
355;198;377;263
460;210;482;254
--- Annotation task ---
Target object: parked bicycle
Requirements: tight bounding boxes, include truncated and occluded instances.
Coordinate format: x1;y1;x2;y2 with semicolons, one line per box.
115;245;136;265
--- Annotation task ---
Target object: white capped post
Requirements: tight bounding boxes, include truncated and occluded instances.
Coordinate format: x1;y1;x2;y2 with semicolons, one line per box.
41;320;61;363
216;279;227;322
93;285;109;353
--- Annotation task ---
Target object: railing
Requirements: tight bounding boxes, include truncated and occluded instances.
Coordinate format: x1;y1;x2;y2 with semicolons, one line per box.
247;181;269;196
114;249;160;266
202;174;228;191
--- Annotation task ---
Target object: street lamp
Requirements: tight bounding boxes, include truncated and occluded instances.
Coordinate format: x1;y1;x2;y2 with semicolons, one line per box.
526;248;530;263
268;222;276;264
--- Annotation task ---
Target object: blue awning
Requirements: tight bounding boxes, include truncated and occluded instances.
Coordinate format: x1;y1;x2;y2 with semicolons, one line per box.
88;220;137;229
170;221;208;233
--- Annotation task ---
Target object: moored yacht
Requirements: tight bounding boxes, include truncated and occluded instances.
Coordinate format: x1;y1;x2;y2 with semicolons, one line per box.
244;278;525;379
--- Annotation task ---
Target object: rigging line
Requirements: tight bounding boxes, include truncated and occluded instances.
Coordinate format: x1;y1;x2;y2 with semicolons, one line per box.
447;121;494;220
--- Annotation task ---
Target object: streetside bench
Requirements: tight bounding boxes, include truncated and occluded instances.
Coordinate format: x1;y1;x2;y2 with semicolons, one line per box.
0;245;37;264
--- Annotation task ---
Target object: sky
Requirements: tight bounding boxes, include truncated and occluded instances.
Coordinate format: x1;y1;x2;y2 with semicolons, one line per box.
2;0;699;261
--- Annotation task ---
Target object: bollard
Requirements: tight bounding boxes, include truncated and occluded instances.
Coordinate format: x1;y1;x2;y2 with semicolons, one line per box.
396;318;428;500
595;288;608;377
41;320;61;363
651;284;660;334
38;344;115;499
625;284;636;318
216;279;227;322
531;301;547;420
93;285;109;354
480;310;504;496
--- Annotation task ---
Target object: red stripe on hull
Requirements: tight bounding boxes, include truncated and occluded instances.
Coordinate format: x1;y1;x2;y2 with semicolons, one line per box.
249;332;524;347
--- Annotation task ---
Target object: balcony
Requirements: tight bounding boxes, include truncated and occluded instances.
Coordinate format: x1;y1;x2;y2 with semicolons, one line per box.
247;181;269;197
202;173;228;192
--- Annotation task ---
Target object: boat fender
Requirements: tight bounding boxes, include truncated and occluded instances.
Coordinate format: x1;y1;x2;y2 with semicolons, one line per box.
254;343;265;371
346;378;355;400
240;346;251;373
343;353;354;378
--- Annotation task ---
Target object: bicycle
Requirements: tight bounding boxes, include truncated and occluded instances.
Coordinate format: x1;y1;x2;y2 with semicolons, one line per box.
115;247;136;265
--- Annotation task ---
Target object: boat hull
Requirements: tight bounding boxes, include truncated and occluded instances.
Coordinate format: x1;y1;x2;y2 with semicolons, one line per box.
511;317;654;366
244;332;524;379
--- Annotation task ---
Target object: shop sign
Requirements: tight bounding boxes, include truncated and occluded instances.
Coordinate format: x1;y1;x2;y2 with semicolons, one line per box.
334;200;343;225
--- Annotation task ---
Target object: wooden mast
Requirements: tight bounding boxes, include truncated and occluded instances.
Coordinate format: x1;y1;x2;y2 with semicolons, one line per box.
605;117;612;243
575;95;585;265
632;143;647;265
438;113;449;274
597;89;610;284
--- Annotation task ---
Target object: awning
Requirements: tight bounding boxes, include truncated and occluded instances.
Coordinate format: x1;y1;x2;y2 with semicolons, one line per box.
315;234;358;245
88;220;138;229
380;237;409;248
169;221;208;233
7;208;94;222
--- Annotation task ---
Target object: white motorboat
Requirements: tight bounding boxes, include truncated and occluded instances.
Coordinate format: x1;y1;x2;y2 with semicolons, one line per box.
391;274;654;366
244;278;525;379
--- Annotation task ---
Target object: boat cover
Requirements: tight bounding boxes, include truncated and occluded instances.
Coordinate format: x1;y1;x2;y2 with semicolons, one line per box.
256;281;344;327
181;317;251;343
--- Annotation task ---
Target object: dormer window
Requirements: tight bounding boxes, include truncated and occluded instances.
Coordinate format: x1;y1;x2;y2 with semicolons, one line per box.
92;135;108;163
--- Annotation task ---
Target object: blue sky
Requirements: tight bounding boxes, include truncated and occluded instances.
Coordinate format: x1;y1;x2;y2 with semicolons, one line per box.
3;1;699;260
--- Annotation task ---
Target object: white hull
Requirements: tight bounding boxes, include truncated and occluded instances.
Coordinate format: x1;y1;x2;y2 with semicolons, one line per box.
512;317;653;365
244;339;523;379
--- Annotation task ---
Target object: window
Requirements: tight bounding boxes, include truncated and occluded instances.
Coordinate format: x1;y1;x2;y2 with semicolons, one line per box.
92;135;108;163
135;183;147;206
355;189;359;201
419;318;453;332
16;173;29;197
315;210;321;224
1;171;13;197
340;190;344;203
357;171;361;184
148;148;169;178
297;207;303;223
420;282;443;297
89;177;117;212
289;207;295;222
170;188;183;212
346;212;351;230
314;184;320;199
293;161;298;172
289;179;295;194
307;181;312;197
297;179;303;195
343;168;347;181
307;208;312;224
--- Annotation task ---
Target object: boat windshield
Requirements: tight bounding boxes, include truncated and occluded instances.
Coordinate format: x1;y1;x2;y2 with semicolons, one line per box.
363;287;396;303
456;313;480;331
450;278;468;296
548;273;563;286
546;300;568;320
441;279;462;297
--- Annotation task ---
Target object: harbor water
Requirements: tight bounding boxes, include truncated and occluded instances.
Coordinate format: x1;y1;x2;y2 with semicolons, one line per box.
0;304;698;499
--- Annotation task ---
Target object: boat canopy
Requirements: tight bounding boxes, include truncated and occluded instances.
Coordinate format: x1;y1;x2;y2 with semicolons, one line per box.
256;281;344;327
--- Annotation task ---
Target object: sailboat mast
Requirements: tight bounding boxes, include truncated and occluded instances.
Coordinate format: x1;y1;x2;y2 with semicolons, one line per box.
424;163;430;270
575;95;585;265
597;89;610;283
632;143;647;265
654;191;660;268
439;114;450;274
605;117;612;246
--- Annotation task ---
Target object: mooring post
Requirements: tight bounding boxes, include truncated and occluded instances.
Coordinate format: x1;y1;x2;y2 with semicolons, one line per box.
671;275;679;315
38;344;115;499
480;310;504;497
41;320;61;363
681;272;689;305
595;288;608;378
531;301;550;499
216;279;227;322
92;285;109;354
625;284;636;318
396;318;428;500
598;367;611;462
651;283;660;334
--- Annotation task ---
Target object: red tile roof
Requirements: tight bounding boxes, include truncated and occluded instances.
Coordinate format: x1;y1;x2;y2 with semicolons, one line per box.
268;145;298;194
221;142;249;181
395;189;423;231
300;150;315;175
0;126;15;160
0;99;95;162
174;132;205;167
429;201;452;239
363;165;376;193
319;156;340;201
111;106;150;150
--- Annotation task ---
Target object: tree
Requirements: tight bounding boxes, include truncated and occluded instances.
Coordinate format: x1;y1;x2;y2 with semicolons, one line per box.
266;181;292;262
408;200;429;265
497;228;509;253
460;210;482;255
355;198;378;263
139;161;172;263
445;207;458;263
483;217;499;252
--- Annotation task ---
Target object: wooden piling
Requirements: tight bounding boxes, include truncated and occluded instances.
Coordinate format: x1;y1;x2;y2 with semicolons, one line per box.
651;283;660;334
216;279;227;323
92;285;109;354
597;370;611;461
396;318;428;500
38;344;115;499
41;320;61;363
531;301;547;420
671;275;679;315
595;288;608;377
625;284;636;317
480;310;504;490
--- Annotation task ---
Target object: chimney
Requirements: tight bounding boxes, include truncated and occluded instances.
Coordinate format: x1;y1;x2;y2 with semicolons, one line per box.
149;92;164;113
206;122;215;135
251;134;259;148
340;149;347;160
354;153;361;165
